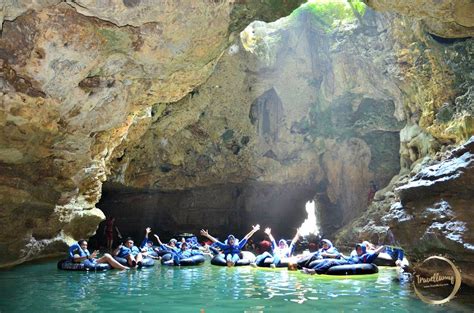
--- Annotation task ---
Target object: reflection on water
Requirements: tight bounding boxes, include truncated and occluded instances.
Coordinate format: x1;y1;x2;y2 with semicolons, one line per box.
0;261;472;312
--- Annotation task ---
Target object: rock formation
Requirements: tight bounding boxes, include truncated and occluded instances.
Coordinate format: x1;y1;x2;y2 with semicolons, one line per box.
364;0;474;38
103;2;404;241
336;136;474;285
0;0;472;285
0;0;304;266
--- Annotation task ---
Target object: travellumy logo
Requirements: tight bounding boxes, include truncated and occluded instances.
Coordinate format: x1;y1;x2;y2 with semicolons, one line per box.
413;256;462;304
415;272;455;286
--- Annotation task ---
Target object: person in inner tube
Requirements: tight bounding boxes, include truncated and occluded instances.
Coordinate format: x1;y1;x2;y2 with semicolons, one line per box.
315;239;341;259
253;227;300;268
353;240;406;267
200;224;260;267
301;243;384;275
154;234;180;253
162;241;203;266
113;238;144;268
139;227;160;259
68;239;129;270
295;238;340;266
184;236;201;249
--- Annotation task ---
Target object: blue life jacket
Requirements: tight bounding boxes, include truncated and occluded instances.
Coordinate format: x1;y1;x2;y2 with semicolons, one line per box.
68;243;90;261
216;238;247;255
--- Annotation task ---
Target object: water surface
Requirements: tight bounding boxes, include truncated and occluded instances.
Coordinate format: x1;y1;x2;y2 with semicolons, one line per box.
0;260;472;312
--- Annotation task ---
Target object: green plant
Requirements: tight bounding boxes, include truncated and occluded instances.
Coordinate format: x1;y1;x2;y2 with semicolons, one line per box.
291;0;367;31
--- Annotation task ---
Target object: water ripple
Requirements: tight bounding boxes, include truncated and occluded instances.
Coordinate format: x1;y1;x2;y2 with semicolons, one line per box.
0;262;473;312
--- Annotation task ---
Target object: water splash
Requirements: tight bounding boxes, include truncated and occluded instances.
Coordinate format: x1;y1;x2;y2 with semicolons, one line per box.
299;201;319;237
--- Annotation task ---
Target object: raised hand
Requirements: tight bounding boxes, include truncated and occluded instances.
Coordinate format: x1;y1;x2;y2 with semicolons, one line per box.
252;224;260;232
146;227;151;234
264;227;271;236
200;229;209;237
91;250;99;259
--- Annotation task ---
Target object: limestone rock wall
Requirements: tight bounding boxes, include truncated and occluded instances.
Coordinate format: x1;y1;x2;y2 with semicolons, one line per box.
104;2;474;285
0;0;473;269
335;136;474;285
0;0;303;267
105;5;404;238
328;2;474;286
364;0;474;38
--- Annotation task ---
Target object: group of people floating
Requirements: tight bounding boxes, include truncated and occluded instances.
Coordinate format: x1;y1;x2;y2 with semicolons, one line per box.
67;224;406;274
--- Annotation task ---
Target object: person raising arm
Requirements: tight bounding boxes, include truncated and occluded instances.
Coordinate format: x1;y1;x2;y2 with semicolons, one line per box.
200;224;260;267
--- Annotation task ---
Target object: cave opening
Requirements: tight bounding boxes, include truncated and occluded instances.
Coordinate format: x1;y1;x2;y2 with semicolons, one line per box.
91;182;317;247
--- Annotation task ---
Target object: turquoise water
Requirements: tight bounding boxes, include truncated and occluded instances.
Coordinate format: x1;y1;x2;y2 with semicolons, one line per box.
0;260;472;312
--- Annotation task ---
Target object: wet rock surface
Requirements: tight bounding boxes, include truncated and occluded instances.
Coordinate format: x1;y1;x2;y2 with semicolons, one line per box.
0;0;472;269
336;137;474;286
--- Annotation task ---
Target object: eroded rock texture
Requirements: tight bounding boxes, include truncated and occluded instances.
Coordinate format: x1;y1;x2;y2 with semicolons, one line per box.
336;137;474;285
364;0;474;38
104;5;404;239
0;0;473;271
0;0;304;266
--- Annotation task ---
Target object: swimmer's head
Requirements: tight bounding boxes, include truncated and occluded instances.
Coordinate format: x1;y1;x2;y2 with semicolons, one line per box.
227;235;236;245
78;239;88;250
278;239;288;249
355;243;367;256
125;238;134;248
321;239;332;250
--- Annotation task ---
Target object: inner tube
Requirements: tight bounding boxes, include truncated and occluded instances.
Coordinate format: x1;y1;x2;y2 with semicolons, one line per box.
210;255;251;266
296;253;319;269
259;258;290;268
157;250;171;257
325;263;378;275
373;253;396;266
161;253;173;264
241;251;256;263
57;259;110;271
114;256;155;267
179;255;206;266
307;259;326;269
161;253;206;266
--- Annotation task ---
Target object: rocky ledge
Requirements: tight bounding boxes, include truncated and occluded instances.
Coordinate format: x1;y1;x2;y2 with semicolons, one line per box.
336;136;474;286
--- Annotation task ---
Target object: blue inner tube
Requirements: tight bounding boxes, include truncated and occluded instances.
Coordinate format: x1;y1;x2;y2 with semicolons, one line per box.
57;259;110;271
157;250;171;257
160;253;173;264
180;255;206;266
297;253;319;269
161;253;206;266
325;263;378;275
114;256;155;267
210;255;251;266
258;258;289;268
307;259;327;268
